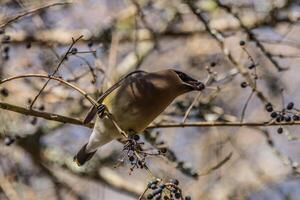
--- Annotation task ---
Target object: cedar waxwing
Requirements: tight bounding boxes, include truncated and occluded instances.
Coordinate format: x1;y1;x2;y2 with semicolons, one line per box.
74;69;205;166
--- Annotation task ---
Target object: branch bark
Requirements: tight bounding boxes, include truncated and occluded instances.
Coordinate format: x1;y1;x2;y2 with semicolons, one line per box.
1;100;300;129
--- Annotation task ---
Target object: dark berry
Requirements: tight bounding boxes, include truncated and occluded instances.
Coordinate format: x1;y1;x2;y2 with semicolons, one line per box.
185;196;192;200
210;62;216;67
241;82;247;88
153;188;162;195
39;105;45;111
31;117;38;125
170;179;179;185
147;193;154;199
175;192;181;199
138;160;143;166
129;156;135;162
285;116;291;122
151;184;157;190
239;40;245;46
277;127;283;134
160;148;167;154
266;105;273;112
26;42;31;49
276;117;281;123
191;171;199;178
287;102;294;110
150;179;159;185
171;188;177;193
0;88;9;97
159;184;165;189
71;48;78;54
270;112;277;118
265;103;273;112
27;98;32;104
133;134;140;141
88;41;93;47
293;115;300;121
265;103;272;107
248;64;255;69
3;46;9;53
155;194;161;200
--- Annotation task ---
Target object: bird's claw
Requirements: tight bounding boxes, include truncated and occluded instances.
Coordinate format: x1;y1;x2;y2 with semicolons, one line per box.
97;104;106;118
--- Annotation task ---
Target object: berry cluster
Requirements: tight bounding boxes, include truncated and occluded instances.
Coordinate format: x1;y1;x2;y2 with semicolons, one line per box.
145;178;191;200
239;40;259;88
265;102;299;134
120;134;147;172
1;29;10;61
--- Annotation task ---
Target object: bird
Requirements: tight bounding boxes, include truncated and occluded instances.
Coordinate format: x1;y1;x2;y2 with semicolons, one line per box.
74;69;205;166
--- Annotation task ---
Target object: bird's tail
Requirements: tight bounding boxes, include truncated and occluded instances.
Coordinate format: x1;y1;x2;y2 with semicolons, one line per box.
73;143;97;166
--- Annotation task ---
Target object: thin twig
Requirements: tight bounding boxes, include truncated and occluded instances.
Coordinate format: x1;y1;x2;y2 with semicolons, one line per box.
148;121;300;129
130;0;159;50
185;0;269;106
0;2;70;28
74;55;97;84
240;90;254;122
0;73;98;106
182;75;212;123
198;152;233;177
29;35;83;109
138;187;148;200
216;0;287;71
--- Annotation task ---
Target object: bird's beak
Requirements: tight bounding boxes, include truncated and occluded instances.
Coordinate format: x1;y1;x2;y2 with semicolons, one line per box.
184;79;205;91
173;70;205;91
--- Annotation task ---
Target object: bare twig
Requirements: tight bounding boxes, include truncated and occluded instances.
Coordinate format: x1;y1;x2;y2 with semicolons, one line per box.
185;0;269;106
0;101;93;128
29;35;83;109
0;2;70;28
198;152;233;177
240;90;254;122
216;0;287;71
74;55;98;84
182;74;213;123
0;73;98;106
130;0;159;50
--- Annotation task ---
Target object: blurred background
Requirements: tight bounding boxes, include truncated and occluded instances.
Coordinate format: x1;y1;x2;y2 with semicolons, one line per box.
1;0;300;199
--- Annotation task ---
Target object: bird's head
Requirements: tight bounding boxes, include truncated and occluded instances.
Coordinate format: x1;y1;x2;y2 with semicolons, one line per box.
173;70;205;91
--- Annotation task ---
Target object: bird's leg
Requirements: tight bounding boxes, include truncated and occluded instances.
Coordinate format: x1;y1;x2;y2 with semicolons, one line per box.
96;104;106;118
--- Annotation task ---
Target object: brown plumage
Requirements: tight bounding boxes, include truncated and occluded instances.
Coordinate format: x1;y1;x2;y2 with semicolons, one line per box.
74;69;204;166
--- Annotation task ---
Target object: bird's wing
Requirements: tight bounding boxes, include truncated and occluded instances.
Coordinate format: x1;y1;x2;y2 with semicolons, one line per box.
83;70;147;124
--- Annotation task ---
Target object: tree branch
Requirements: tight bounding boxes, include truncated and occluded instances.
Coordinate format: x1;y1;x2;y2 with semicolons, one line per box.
1;100;300;129
0;2;71;29
0;101;93;128
0;73;98;106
